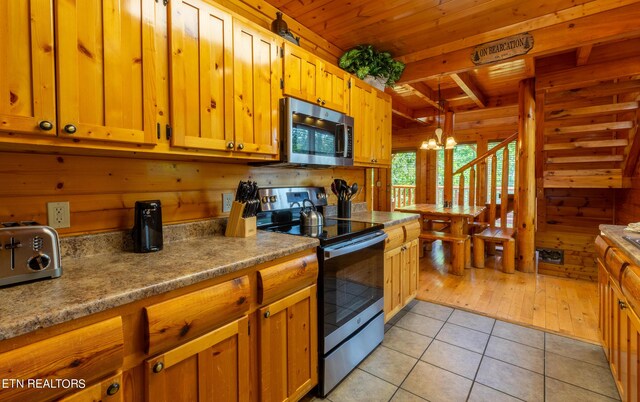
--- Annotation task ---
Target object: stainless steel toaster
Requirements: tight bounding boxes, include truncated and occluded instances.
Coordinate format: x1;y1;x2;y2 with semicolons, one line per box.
0;222;62;287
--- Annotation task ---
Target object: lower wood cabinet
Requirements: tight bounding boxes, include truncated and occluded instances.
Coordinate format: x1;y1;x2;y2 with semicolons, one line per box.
145;316;249;402
597;236;639;401
59;372;124;402
384;221;421;322
259;285;318;402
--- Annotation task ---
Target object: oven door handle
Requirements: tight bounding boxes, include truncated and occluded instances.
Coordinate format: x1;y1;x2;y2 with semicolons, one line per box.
323;232;388;261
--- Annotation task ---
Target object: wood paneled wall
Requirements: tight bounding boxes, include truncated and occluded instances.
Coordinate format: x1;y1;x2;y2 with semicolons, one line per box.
616;159;640;225
0;152;365;235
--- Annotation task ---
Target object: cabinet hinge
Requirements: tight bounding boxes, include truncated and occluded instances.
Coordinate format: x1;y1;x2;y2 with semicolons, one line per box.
348;80;352;89
156;123;160;140
280;46;284;58
165;125;172;141
156;0;168;5
280;78;284;89
248;321;251;336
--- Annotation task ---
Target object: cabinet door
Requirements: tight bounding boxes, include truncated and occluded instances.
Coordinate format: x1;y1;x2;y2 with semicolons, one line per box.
56;0;157;144
627;308;640;402
316;62;349;113
283;44;319;105
598;259;610;358
259;285;318;402
405;239;419;304
59;372;123;402
611;283;625;393
373;91;392;166
384;246;403;322
145;316;249;402
169;0;234;151
0;0;56;136
232;19;280;156
350;79;374;164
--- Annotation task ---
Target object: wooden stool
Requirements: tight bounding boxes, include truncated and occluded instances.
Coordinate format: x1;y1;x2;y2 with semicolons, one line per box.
472;227;515;273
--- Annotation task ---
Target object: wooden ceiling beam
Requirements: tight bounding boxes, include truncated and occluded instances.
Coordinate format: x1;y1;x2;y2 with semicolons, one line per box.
394;83;444;111
449;72;487;108
397;3;640;84
576;45;593;66
391;100;430;126
397;0;640;65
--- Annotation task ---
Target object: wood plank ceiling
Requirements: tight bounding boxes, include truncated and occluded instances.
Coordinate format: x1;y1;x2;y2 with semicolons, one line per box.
265;0;640;129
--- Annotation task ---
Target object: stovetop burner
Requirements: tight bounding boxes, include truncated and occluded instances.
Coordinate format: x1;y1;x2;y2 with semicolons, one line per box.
264;218;383;246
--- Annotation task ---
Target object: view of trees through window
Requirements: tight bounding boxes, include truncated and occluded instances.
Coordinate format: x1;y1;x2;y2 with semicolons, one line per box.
391;152;416;185
436;144;477;205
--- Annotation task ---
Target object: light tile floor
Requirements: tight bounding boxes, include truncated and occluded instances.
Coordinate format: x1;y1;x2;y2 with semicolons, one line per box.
306;300;620;402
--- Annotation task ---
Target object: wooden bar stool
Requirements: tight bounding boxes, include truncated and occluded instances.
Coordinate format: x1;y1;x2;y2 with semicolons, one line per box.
472;227;515;273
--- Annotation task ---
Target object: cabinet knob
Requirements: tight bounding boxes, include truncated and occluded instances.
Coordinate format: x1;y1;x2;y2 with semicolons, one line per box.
227;141;235;149
106;382;120;396
38;121;53;131
237;143;244;150
619;300;627;310
264;311;271;318
152;361;164;373
63;124;77;134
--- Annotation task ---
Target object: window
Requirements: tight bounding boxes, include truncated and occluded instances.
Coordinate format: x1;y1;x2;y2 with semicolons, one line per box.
435;144;477;205
391;152;416;208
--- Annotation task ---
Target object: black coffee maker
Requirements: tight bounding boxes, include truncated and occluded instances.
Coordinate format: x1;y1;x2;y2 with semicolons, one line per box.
132;200;163;253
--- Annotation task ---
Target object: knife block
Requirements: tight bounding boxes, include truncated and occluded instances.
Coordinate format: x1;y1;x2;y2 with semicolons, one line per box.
225;201;257;238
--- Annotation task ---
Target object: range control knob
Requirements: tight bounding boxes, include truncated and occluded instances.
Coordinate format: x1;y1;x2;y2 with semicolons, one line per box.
269;195;277;203
28;254;51;271
261;196;269;203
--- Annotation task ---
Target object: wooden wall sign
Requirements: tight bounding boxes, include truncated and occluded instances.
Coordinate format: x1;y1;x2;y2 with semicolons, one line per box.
471;33;534;65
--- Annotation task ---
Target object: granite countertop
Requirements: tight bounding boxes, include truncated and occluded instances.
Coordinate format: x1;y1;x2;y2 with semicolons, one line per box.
335;211;420;228
0;230;318;341
600;225;640;267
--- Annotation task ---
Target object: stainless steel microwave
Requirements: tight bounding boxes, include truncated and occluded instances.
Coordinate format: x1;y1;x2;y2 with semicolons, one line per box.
279;97;354;167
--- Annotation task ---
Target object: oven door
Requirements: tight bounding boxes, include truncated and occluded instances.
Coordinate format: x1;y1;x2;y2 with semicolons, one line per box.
283;97;353;166
319;231;387;354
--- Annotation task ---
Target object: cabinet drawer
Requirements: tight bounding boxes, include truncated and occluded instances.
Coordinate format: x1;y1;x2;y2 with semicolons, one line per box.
385;225;405;250
145;276;250;355
258;254;318;305
595;235;612;261
0;317;123;402
404;220;421;242
605;248;629;285
622;265;640;313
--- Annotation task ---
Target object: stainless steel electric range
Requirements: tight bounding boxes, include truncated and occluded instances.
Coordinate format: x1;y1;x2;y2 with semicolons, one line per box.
257;186;387;396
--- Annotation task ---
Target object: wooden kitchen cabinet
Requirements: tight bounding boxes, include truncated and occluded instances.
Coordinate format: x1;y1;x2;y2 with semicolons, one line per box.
168;0;234;151
55;0;157;144
283;43;349;113
350;78;392;167
383;221;420;321
232;18;281;156
168;3;279;157
0;1;56;136
259;285;318;402
59;372;124;402
145;316;249;402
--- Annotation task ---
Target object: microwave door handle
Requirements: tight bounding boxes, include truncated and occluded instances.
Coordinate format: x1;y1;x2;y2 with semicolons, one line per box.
335;123;347;157
323;233;388;260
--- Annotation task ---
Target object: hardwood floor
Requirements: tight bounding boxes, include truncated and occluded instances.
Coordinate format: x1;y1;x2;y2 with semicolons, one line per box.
417;243;599;343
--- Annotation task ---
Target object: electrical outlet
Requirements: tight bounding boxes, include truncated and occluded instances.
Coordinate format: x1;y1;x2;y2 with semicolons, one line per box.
47;201;70;229
222;193;234;213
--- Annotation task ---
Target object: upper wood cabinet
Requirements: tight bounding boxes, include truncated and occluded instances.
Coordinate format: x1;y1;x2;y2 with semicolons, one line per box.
168;0;234;151
351;78;392;167
0;1;56;136
168;3;279;157
232;18;280;156
55;0;157;144
283;43;349;113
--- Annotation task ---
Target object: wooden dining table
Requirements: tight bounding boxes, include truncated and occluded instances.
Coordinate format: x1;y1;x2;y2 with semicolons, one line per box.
395;204;487;275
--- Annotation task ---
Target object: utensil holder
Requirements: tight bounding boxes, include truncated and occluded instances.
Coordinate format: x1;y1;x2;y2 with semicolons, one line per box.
337;200;351;218
225;201;257;238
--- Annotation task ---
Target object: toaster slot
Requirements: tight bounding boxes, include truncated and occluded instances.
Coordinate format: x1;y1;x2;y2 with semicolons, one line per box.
4;237;22;270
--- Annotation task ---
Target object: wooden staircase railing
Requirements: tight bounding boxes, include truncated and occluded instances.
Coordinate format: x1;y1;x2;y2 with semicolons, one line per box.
392;185;416;209
453;132;518;229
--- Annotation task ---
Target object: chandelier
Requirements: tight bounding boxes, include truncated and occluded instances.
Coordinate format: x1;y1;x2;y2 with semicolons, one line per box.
421;78;457;150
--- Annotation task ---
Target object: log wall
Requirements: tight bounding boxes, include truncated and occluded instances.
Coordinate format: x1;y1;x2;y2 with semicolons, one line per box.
0;152;365;235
